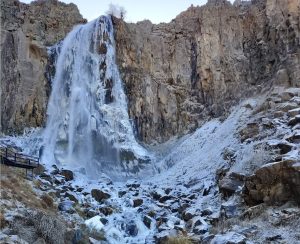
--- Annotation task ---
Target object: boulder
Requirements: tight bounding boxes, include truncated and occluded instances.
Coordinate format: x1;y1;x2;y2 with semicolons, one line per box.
244;160;300;205
287;108;300;117
99;207;114;216
143;215;152;229
239;123;259;142
64;192;78;203
211;232;247;244
288;115;300;126
60;169;74;181
133;198;143;208
219;172;245;197
58;200;75;213
91;189;111;202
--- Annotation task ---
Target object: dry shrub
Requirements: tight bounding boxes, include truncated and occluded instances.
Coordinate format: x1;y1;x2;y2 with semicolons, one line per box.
0;212;7;229
164;236;193;244
40;193;54;208
30;211;66;244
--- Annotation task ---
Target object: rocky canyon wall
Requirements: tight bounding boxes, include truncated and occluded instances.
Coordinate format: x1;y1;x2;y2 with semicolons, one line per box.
1;0;299;145
0;0;85;134
114;0;300;143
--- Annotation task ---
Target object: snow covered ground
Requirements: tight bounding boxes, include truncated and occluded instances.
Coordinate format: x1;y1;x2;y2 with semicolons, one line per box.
1;89;300;243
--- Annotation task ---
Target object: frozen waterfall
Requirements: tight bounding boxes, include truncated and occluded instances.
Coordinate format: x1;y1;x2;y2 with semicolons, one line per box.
42;16;151;178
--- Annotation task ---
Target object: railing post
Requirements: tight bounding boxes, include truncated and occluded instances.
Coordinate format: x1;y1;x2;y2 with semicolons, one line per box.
5;148;7;157
14;153;16;162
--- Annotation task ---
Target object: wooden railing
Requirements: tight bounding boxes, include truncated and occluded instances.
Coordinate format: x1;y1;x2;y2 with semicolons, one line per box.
0;146;40;178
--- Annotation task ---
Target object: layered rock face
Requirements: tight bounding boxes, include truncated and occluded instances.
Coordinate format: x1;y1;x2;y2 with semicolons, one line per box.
1;0;299;144
114;0;300;143
0;0;86;134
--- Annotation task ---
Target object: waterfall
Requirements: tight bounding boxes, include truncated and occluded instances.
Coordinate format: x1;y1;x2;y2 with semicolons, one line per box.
42;16;151;178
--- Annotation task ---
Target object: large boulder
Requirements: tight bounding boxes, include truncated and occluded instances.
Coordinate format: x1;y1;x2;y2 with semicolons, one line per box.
244;160;300;205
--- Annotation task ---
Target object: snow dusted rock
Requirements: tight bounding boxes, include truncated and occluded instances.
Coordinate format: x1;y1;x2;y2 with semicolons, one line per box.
244;160;300;205
126;180;140;188
99;207;114;216
286;132;300;143
91;189;111;203
267;140;293;154
280;88;300;99
287;108;300;117
58;200;75;213
218;172;245;197
274;111;285;118
239;123;259;142
143;215;152;229
133;198;143;208
276;102;298;113
64;192;78;203
288;115;300;127
60;169;74;181
85;216;104;232
211;231;247;244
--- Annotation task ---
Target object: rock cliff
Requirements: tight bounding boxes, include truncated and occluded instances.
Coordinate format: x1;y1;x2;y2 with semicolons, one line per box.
1;0;299;145
114;0;300;143
0;0;86;134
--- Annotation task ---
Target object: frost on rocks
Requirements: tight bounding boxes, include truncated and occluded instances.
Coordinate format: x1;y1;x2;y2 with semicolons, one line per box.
85;216;104;232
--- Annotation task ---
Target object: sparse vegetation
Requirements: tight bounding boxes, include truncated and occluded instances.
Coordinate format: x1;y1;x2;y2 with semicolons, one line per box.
0;212;7;229
0;165;55;211
30;211;66;244
164;236;193;244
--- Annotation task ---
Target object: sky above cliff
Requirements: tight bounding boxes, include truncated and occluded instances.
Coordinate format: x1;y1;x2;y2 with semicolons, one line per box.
21;0;234;24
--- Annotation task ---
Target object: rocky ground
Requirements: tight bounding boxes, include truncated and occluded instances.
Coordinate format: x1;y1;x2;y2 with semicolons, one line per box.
1;86;300;244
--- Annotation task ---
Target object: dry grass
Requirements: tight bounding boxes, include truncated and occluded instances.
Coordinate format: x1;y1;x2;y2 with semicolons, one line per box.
0;165;56;211
0;211;7;229
163;236;193;244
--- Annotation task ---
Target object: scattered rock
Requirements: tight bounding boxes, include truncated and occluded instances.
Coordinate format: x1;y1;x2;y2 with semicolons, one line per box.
100;218;108;225
287;108;300;117
58;200;75;213
143;215;152;229
182;210;194;221
64;192;78;203
133;199;143;208
118;191;127;197
239;123;259;142
266;234;282;241
277;102;298;113
193;224;208;235
125;221;138;236
86;209;98;218
99;207;114;216
211;232;247;244
91;189;111;202
268;140;293;154
274;111;285;118
219;172;245;197
288;115;300;126
60;169;74;181
126;180;140;188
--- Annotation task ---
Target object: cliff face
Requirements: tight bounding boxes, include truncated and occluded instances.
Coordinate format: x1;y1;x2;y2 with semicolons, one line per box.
1;0;299;144
0;0;86;134
114;0;300;143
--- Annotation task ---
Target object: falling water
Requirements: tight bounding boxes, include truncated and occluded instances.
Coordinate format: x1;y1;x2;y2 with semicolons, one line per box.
42;16;151;178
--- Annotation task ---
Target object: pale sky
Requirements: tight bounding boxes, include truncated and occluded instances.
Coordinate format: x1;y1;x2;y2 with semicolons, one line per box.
20;0;234;24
